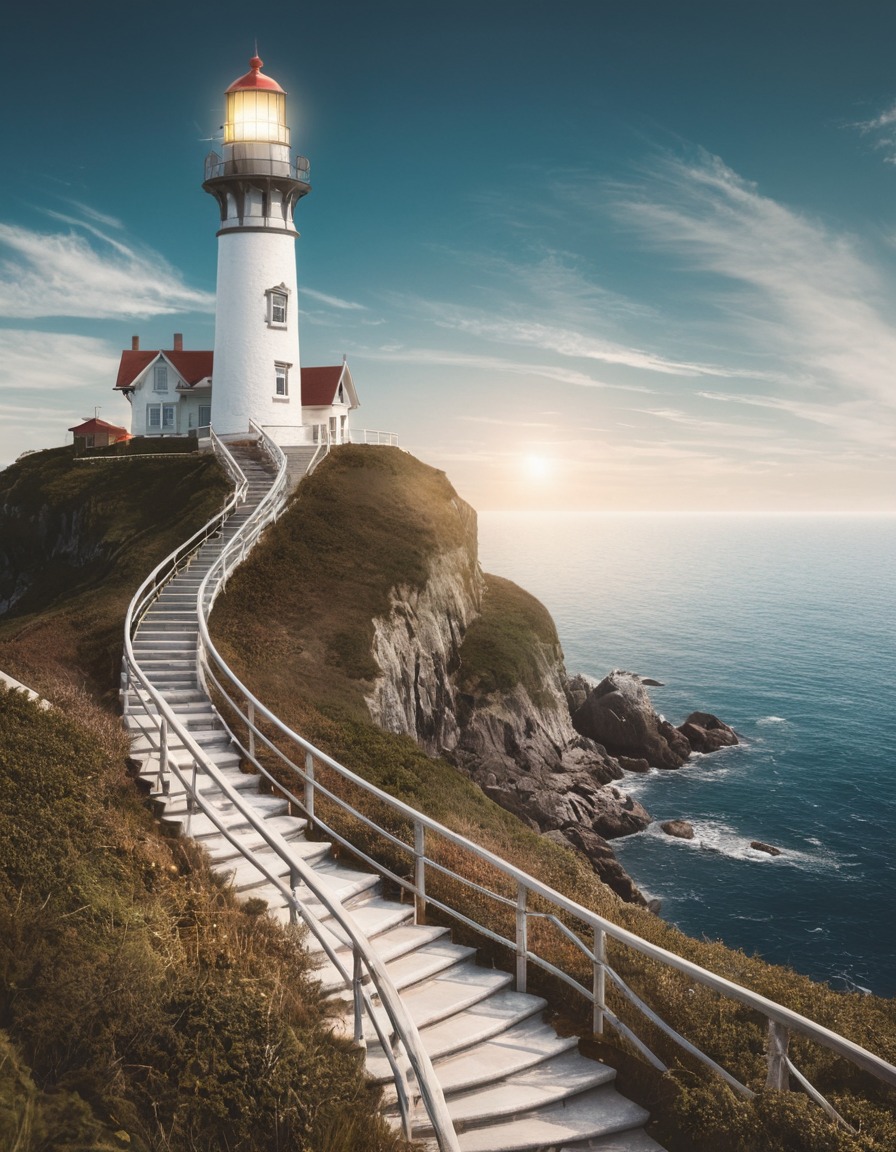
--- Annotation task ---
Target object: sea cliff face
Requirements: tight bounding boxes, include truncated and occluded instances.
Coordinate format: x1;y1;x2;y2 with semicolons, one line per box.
362;492;651;905
365;540;484;753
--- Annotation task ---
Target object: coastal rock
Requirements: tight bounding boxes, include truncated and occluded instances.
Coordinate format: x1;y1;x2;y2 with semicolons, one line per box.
365;496;483;754
751;840;782;856
365;518;651;903
571;670;690;769
545;826;649;906
564;672;594;715
660;819;695;840
678;711;739;754
618;756;651;773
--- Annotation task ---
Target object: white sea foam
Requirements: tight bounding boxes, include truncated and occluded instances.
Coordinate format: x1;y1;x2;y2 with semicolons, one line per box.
757;715;788;725
645;820;840;872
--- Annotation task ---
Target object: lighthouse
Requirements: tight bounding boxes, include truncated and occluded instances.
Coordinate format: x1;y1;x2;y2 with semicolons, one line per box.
202;55;311;442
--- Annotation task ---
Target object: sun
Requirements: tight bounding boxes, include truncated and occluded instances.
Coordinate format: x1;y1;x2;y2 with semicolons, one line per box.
524;454;551;481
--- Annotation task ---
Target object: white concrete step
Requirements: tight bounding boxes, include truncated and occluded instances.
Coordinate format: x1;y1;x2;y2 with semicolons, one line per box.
315;921;450;994
158;792;291;834
364;988;549;1081
383;1015;578;1100
352;960;514;1040
402;1050;617;1135
446;1087;651;1152
199;816;315;859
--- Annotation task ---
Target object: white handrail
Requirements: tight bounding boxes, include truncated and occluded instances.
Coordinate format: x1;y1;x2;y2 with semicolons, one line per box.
122;426;460;1151
193;495;896;1118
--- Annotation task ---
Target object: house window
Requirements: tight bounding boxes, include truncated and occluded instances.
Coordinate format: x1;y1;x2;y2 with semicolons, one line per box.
147;405;161;430
198;404;211;428
153;363;168;391
162;404;176;431
275;362;289;397
266;286;289;327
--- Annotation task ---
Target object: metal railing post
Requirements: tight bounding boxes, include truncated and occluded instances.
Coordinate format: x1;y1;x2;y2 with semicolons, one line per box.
247;700;256;760
304;751;315;831
289;866;300;927
186;760;198;836
515;883;528;993
414;822;427;924
352;949;366;1049
767;1019;791;1090
122;665;130;715
159;717;169;792
593;926;606;1035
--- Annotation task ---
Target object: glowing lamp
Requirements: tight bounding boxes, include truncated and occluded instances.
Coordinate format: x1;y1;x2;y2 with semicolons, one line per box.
224;56;289;146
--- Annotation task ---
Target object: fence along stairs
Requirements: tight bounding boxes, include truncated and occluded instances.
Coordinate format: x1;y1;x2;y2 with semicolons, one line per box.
122;437;665;1152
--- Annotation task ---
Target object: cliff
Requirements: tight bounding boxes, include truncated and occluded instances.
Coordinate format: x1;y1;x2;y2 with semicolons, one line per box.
344;452;651;902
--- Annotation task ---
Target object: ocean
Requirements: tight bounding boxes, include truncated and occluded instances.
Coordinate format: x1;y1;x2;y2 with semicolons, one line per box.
477;513;896;999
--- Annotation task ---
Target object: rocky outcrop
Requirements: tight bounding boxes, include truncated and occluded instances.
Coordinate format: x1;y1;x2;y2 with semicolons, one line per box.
364;521;652;903
751;840;782;856
678;711;739;754
571;670;738;769
365;547;483;754
571;670;691;769
661;820;694;840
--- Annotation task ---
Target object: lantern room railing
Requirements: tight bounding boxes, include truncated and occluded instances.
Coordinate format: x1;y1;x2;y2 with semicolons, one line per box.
204;150;311;182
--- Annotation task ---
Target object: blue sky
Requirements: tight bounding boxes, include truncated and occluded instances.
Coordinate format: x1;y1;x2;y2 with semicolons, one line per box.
4;0;896;510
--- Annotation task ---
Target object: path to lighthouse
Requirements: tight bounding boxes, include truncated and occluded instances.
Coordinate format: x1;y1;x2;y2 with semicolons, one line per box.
122;439;664;1152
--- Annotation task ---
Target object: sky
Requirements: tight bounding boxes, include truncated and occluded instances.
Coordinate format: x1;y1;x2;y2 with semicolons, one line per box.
3;0;896;511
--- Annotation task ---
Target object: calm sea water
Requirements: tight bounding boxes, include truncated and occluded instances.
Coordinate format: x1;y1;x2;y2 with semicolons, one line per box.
477;513;896;998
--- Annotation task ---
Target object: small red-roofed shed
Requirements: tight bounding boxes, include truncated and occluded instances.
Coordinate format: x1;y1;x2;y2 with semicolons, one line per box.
68;417;131;449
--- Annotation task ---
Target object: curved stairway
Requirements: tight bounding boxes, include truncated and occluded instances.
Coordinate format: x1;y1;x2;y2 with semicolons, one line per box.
124;442;665;1152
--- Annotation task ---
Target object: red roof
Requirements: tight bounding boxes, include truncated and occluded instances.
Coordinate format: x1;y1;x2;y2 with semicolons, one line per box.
68;417;130;437
226;56;285;94
115;350;214;390
301;365;344;406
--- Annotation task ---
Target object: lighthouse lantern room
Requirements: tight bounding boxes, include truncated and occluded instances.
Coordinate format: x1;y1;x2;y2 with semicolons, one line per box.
202;55;311;443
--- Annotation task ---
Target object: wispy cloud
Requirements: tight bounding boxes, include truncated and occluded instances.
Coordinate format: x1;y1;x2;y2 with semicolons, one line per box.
0;329;117;393
0;330;124;466
0;217;213;319
611;151;896;437
302;287;366;310
432;311;736;377
851;102;896;162
354;343;657;392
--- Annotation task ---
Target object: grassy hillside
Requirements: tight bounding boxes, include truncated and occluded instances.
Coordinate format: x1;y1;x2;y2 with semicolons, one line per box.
0;446;408;1152
210;446;896;1152
211;445;477;717
0;684;405;1152
0;445;232;700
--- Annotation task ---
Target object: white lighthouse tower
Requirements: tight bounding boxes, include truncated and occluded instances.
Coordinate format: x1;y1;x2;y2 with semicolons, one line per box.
203;55;310;443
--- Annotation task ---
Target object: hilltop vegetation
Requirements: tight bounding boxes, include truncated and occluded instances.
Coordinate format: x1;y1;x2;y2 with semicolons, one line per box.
0;445;231;699
210;446;896;1152
0;446;407;1152
0;684;403;1152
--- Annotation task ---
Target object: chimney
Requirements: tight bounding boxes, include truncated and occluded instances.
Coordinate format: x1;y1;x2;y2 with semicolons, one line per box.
173;333;183;351
131;335;140;350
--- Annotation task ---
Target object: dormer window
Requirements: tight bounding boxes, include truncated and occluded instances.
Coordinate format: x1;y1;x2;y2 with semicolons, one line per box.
266;285;289;327
153;362;168;391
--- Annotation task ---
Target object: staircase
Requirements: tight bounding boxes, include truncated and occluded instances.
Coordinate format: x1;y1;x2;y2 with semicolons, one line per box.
123;441;664;1152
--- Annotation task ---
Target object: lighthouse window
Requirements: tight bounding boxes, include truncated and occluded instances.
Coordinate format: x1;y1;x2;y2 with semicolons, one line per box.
266;287;289;327
153;363;168;391
275;363;289;397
